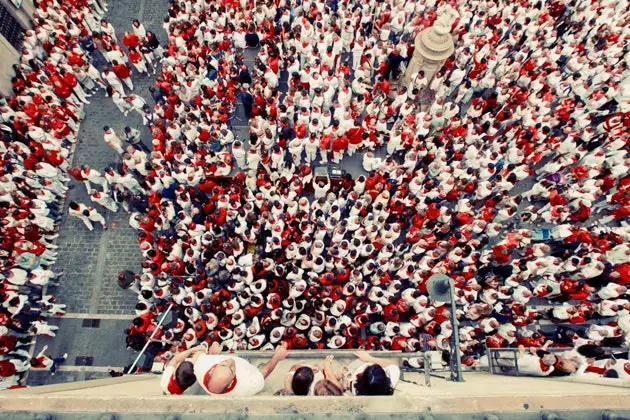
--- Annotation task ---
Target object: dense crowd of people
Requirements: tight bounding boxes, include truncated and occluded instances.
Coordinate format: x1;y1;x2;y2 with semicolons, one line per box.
2;0;630;392
0;0;112;388
110;0;629;384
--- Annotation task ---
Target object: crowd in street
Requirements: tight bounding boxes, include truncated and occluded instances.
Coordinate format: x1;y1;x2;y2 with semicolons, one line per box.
108;0;630;384
0;0;116;388
2;0;630;391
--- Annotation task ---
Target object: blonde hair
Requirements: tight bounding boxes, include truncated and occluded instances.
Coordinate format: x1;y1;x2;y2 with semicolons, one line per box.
313;380;343;396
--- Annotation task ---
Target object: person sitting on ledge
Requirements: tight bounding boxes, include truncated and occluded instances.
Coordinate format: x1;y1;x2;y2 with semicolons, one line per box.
193;342;288;396
349;351;400;395
283;355;343;395
161;344;208;395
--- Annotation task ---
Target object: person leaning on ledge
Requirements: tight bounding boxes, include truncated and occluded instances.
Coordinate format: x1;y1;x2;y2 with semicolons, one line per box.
192;341;289;396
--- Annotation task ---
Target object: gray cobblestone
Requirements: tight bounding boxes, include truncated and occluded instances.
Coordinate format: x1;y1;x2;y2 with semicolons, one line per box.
51;0;170;315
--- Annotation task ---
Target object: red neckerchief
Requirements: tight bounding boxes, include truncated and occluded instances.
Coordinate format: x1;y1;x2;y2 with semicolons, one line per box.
167;374;184;395
540;358;554;372
203;363;238;394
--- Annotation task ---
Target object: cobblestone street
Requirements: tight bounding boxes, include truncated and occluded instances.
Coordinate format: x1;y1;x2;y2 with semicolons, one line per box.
27;0;171;384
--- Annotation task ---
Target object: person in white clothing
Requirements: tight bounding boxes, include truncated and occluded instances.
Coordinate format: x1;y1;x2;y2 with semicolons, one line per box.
108;86;133;115
313;176;330;200
497;342;556;377
232;141;246;168
103;126;124;154
126;94;150;125
87;206;107;230
81;165;109;192
192;342;288;395
304;135;319;163
102;70;126;97
68;201;95;231
349;351;400;395
91;191;118;212
161;344;210;395
29;321;60;338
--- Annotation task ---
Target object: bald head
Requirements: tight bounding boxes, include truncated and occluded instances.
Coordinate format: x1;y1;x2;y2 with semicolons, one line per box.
206;359;236;394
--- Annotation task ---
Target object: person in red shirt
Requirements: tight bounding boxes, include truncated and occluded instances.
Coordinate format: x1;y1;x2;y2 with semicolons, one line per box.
331;134;348;163
111;60;134;90
58;68;89;104
121;31;140;49
374;76;390;96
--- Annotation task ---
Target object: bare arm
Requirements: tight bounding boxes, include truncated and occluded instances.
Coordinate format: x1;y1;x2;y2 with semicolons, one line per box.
323;355;342;388
169;345;205;367
260;342;288;379
191;342;221;364
36;345;48;359
541;340;554;352
353;351;397;368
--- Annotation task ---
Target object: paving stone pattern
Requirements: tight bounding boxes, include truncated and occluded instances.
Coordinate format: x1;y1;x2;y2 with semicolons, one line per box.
51;0;170;315
26;371;111;387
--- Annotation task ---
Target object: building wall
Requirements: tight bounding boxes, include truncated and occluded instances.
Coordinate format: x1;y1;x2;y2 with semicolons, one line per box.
0;0;34;97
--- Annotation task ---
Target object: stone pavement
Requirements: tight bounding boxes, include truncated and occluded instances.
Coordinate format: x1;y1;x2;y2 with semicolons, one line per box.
27;317;132;386
27;0;171;385
51;0;170;316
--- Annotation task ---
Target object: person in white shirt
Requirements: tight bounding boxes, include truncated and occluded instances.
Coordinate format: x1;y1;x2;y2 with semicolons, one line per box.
81;165;109;193
126;94;150;125
349;351;400;395
192;342;288;395
313;175;330;200
161;344;209;395
103;126;124;154
91;191;118;212
498;342;556;377
87;206;107;230
102;70;126;97
68;201;95;231
232;140;246;168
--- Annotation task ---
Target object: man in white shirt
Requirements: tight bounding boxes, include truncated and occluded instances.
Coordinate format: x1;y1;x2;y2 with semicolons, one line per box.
103;126;124;154
192;342;288;396
497;343;556;377
313;175;330;199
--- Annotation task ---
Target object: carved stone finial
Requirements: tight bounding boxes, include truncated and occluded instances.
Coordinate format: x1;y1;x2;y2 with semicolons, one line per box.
433;12;453;36
404;7;456;90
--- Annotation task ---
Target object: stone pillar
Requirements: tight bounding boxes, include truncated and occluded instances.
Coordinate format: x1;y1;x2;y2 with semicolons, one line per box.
404;12;455;87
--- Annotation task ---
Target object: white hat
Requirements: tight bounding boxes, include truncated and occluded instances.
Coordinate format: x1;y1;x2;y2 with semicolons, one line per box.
295;314;311;331
330;300;347;317
269;326;285;343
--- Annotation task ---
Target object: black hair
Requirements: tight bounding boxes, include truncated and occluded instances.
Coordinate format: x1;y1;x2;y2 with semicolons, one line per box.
175;361;196;390
292;366;315;395
354;364;394;395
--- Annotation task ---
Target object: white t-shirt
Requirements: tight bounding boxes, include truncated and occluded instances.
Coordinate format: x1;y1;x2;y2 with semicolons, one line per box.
350;363;400;395
160;365;178;395
517;353;555;377
194;354;265;396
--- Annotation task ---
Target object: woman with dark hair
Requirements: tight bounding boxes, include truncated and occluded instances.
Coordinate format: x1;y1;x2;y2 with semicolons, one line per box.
350;351;399;395
287;365;315;395
145;31;164;58
284;355;343;395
